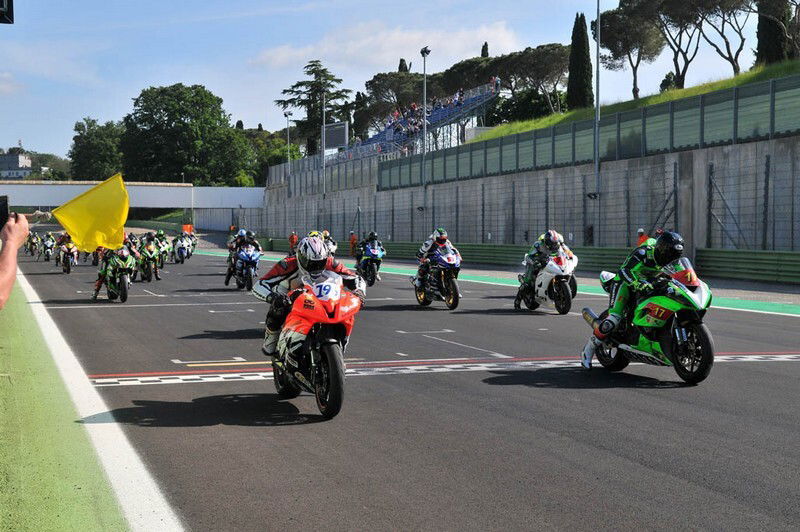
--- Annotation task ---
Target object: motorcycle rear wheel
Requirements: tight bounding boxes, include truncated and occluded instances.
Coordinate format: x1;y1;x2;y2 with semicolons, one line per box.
415;285;432;306
245;270;253;291
316;344;345;419
63;258;71;274
595;310;630;371
667;324;715;385
365;263;376;287
272;359;301;399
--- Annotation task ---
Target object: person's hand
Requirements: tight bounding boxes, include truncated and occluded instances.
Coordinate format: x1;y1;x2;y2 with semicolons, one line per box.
1;213;30;250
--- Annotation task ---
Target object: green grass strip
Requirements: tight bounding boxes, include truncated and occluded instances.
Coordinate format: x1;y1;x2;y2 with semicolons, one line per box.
0;283;127;531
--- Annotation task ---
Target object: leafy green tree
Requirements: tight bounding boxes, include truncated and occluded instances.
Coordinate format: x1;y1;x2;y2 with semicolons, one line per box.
592;7;665;99
398;58;409;72
275;60;352;155
753;0;793;62
120;83;254;185
246;132;301;185
523;44;571;114
485;88;562;125
235;119;244;129
567;13;594;109
689;0;749;75
624;0;703;88
481;42;489;57
660;71;678;92
257;123;264;131
68;117;123;180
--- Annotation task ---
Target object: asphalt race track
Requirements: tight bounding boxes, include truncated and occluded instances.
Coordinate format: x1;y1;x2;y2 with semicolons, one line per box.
18;249;800;530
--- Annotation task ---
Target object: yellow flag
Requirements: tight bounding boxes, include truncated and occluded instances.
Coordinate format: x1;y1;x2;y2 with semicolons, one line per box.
53;174;129;251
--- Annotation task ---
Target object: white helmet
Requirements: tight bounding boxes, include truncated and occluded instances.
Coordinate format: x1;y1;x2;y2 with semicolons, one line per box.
296;237;329;279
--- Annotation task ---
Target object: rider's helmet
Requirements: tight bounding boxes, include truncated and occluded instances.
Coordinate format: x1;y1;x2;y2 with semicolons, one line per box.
296;237;329;280
182;231;189;238
433;227;448;246
653;231;684;267
321;230;330;240
156;229;165;238
237;229;246;238
368;231;378;241
245;230;255;239
117;247;130;258
146;231;155;240
307;230;321;238
542;230;561;253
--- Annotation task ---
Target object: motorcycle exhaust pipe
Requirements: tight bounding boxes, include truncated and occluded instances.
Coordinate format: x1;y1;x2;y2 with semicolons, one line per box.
581;308;599;329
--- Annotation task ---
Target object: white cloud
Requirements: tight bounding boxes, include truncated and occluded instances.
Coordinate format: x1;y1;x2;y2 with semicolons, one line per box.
0;72;22;95
3;41;105;87
251;20;522;73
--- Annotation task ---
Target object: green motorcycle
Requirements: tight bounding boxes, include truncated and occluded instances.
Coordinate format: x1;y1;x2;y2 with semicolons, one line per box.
582;257;715;384
106;248;136;303
139;243;159;282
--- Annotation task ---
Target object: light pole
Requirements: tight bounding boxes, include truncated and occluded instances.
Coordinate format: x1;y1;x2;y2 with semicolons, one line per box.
321;91;326;197
283;111;293;170
594;0;601;246
420;45;431;233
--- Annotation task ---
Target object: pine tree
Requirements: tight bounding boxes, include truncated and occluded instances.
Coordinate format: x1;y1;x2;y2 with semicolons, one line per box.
235;119;244;129
566;13;594;110
398;58;409;72
257;123;263;131
481;42;489;58
756;0;791;64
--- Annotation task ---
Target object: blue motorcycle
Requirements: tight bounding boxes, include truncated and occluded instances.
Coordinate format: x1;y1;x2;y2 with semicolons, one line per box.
414;243;462;310
235;244;261;291
358;242;386;286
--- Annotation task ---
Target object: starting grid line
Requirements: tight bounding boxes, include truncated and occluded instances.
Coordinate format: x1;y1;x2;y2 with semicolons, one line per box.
91;354;800;387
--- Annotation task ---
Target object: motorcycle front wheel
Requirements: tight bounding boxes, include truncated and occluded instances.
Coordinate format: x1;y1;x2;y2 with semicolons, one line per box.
245;269;253;291
667;323;715;385
554;281;572;315
63;258;71;274
119;274;129;303
444;276;460;310
316;343;345;419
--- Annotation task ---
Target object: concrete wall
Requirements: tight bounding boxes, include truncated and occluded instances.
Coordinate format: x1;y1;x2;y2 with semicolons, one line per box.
0;181;265;209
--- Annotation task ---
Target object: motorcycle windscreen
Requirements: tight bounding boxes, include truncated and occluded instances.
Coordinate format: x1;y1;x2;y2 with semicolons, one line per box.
663;257;700;287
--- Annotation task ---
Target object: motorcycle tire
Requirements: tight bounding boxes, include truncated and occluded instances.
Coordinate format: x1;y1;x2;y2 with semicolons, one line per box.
272;358;301;399
235;275;245;290
119;274;129;303
63;259;71;274
245;270;253;292
415;285;432;306
569;276;578;298
107;285;119;301
316;343;345;419
666;323;715;385
445;277;460;310
524;292;539;311
554;282;572;315
594;310;630;372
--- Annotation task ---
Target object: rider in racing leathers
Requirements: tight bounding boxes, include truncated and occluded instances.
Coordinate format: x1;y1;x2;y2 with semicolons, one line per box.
225;230;262;285
580;231;685;369
413;228;456;288
514;230;573;308
255;236;365;359
141;232;163;280
355;231;385;281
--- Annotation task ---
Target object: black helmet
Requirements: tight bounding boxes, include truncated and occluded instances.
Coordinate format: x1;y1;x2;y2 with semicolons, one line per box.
543;230;560;253
368;231;377;240
654;231;684;266
245;230;255;239
434;227;448;245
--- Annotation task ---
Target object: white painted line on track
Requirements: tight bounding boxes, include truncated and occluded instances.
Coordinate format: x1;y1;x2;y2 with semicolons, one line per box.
142;289;165;297
16;269;184;530
208;308;255;314
396;328;455;334
421;334;513;359
396;352;409;357
45;301;256;310
171;356;247;364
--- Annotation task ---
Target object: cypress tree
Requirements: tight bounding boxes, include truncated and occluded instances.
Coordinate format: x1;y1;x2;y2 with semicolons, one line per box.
567;13;594;110
481;41;489;58
756;0;791;64
235;119;244;129
398;58;409;72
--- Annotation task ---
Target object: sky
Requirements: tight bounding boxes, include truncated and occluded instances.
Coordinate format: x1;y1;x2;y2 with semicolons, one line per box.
0;0;758;157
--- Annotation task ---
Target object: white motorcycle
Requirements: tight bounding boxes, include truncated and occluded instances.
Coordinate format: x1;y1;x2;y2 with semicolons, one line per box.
514;250;579;314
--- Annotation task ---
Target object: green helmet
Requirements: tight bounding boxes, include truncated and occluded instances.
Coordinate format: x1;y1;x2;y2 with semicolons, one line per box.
156;229;165;237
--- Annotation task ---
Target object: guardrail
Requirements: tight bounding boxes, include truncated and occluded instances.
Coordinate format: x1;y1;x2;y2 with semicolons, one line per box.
696;248;800;283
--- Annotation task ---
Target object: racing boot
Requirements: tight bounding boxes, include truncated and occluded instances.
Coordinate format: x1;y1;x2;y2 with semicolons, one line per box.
513;287;524;310
581;336;601;369
224;267;233;286
91;278;103;301
154;265;162;281
262;328;279;358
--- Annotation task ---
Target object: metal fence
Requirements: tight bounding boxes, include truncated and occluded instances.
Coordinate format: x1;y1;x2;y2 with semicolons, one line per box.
707;155;800;251
377;75;800;190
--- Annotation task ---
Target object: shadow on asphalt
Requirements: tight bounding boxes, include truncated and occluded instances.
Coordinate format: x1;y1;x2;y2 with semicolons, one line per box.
180;328;264;340
38;297;110;305
482;367;686;389
362;303;436;312
454;308;552;316
79;394;324;427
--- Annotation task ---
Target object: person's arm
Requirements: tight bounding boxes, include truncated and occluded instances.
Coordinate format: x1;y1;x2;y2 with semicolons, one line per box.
0;214;30;310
